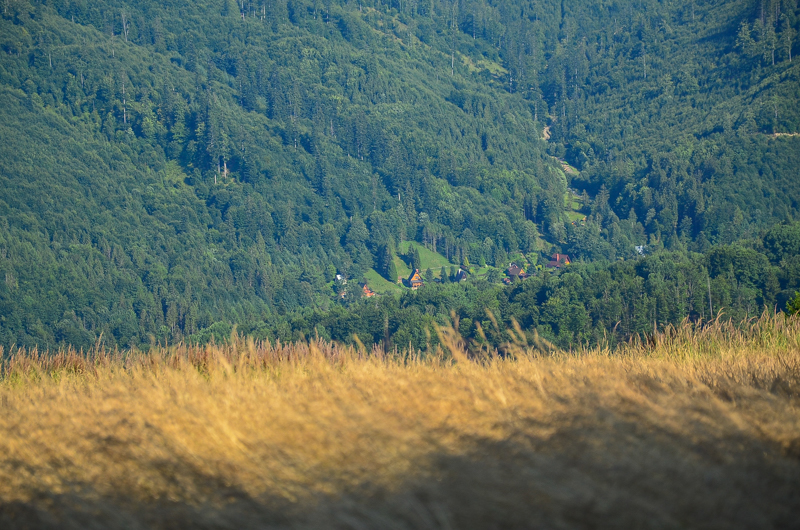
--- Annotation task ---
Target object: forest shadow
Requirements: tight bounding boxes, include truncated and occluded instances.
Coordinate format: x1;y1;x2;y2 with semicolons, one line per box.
4;406;799;530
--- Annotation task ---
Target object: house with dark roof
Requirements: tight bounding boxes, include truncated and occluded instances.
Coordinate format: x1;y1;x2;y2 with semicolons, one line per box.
506;263;533;281
546;253;571;270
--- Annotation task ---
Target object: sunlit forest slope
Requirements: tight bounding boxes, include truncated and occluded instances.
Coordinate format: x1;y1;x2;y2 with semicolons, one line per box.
0;0;799;349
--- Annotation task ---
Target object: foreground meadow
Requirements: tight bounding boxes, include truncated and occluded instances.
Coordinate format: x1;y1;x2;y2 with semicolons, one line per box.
2;316;800;529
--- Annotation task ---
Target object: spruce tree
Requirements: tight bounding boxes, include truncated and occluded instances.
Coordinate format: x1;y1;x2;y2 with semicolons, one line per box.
378;244;392;279
412;247;422;271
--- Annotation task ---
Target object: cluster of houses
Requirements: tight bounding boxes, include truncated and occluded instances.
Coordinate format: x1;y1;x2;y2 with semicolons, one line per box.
401;266;469;290
502;253;571;284
403;253;573;289
335;274;377;299
338;253;572;298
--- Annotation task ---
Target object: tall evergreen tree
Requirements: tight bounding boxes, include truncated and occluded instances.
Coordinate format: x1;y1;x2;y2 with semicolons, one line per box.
412;247;422;271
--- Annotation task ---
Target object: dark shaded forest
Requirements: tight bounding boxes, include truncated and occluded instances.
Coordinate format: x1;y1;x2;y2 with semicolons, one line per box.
0;0;799;350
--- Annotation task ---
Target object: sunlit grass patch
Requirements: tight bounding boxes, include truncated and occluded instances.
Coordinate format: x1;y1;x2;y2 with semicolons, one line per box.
2;313;799;528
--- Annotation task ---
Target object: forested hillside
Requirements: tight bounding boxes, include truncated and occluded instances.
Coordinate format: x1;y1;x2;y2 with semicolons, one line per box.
0;0;799;349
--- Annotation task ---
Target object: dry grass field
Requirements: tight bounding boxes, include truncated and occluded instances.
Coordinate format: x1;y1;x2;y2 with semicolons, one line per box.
2;315;800;529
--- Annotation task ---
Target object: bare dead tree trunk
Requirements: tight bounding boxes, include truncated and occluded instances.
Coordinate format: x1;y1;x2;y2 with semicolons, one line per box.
122;80;127;124
121;12;129;42
451;2;457;76
642;43;646;79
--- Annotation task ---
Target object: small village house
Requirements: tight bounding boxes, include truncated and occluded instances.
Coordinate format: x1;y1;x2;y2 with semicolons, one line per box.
407;269;424;289
507;263;523;280
546;253;571;270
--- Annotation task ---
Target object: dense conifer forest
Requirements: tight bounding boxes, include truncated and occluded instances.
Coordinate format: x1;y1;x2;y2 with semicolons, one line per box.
1;0;799;350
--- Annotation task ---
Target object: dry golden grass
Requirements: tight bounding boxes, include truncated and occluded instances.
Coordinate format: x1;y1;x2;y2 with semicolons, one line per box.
2;314;800;529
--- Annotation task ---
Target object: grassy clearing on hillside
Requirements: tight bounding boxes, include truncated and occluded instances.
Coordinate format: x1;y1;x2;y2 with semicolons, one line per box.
1;314;800;529
471;265;493;277
460;53;508;76
566;210;585;222
392;254;412;279
363;268;402;294
398;241;455;272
